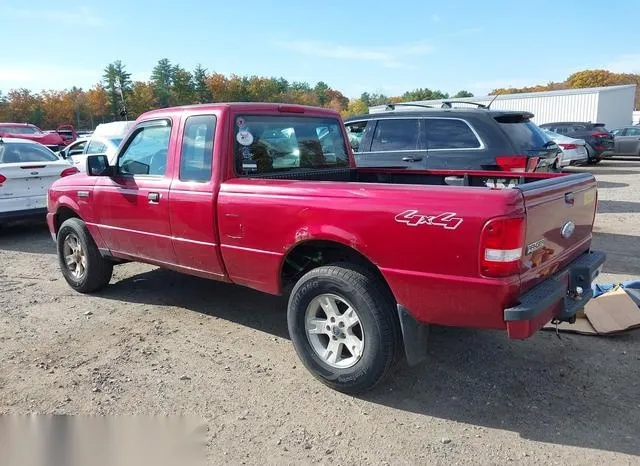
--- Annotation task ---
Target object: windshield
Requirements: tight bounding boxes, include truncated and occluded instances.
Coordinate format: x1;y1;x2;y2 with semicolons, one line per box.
234;115;349;175
0;142;58;163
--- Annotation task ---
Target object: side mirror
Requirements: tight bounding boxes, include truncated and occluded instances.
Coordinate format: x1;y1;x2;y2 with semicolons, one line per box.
86;154;111;176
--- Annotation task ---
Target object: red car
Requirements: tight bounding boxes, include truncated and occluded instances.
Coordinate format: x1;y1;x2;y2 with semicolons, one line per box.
46;103;605;393
0;123;77;151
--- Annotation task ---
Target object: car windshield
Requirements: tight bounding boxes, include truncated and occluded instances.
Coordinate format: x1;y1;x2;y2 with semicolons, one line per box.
0;142;59;163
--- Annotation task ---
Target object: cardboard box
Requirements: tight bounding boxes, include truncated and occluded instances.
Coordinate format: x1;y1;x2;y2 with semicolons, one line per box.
543;287;640;335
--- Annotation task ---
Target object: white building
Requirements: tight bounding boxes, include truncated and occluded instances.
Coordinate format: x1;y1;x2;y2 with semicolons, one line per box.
370;84;637;129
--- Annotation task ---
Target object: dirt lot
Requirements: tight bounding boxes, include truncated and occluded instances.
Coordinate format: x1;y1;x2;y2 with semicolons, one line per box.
1;158;640;465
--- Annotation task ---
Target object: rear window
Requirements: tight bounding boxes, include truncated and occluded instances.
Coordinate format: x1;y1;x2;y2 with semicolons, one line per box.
426;118;482;150
0;142;58;163
496;117;551;152
234;115;348;175
592;124;610;133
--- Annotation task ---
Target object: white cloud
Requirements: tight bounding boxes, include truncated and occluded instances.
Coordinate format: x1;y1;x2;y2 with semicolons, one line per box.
2;5;105;26
271;40;434;68
605;53;640;74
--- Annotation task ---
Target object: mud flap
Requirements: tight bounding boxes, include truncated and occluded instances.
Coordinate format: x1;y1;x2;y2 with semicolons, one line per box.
397;305;429;366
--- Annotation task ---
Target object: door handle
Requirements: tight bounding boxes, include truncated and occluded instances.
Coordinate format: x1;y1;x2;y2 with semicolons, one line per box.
148;192;160;203
402;156;423;162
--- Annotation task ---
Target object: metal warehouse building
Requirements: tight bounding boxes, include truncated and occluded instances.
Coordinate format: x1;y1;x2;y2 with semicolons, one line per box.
370;84;637;129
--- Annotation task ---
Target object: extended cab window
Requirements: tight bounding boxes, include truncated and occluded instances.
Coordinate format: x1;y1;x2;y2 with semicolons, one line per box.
118;121;171;176
370;119;421;152
426;118;481;150
180;115;216;182
234;115;348;175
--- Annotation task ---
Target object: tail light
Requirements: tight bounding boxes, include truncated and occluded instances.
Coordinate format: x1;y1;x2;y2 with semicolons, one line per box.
496;156;538;173
592;132;610;138
558;143;577;150
0;174;6;184
480;216;526;278
60;167;80;177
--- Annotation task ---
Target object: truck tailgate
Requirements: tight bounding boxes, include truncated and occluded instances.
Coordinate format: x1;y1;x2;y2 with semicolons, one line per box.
517;173;598;293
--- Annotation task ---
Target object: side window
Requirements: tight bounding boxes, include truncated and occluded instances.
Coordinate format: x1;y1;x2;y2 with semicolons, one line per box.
179;115;216;182
370;119;421;152
611;128;623;136
626;127;640;136
426;119;481;150
85;140;106;154
345;121;368;152
118;121;171;176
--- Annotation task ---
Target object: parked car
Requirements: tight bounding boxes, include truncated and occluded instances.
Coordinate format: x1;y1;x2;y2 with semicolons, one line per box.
0;123;77;151
0;138;78;223
58;136;123;173
45;125;79;146
610;126;640;156
47;103;604;394
541;129;588;168
344;105;560;172
538;122;614;164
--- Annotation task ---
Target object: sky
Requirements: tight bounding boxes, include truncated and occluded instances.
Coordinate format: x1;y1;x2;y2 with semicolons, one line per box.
1;0;639;98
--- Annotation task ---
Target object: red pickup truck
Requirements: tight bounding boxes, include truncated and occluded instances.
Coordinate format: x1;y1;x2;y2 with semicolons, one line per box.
47;103;605;394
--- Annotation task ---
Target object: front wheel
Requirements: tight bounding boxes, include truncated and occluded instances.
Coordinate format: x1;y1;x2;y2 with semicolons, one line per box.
57;217;113;293
287;263;401;394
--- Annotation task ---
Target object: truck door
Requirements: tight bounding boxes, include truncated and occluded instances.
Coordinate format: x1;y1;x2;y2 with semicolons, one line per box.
168;114;226;279
93;119;176;264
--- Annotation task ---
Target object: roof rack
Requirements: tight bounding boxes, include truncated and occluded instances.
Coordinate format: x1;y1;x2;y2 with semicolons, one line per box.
440;101;488;109
384;103;435;111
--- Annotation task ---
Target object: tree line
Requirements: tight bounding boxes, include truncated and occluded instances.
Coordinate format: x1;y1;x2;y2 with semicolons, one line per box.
2;58;636;131
490;69;640;109
0;58;474;130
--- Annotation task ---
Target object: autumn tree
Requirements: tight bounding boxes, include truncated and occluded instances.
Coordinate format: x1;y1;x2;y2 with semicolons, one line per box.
341;98;368;117
86;84;109;126
172;66;195;105
128;81;157;118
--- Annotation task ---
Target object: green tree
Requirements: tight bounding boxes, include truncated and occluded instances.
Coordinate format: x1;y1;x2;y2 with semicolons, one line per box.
453;90;474;98
151;58;175;107
314;81;330;106
193;64;212;103
172;66;195;105
103;60;131;120
360;92;371;107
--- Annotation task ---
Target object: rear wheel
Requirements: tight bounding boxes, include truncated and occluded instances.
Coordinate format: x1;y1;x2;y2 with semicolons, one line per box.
287;263;401;394
57;218;113;293
585;144;601;164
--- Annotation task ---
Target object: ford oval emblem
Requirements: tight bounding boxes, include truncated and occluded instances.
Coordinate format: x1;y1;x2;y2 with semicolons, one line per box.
561;221;576;239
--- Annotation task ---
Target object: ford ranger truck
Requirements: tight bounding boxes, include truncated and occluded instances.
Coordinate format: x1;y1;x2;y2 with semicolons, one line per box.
46;103;605;394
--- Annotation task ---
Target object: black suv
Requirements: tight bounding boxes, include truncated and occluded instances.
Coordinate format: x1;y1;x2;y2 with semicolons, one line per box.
344;105;559;172
538;122;614;164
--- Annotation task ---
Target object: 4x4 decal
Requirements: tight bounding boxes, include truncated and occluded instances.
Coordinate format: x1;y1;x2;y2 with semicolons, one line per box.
395;210;463;230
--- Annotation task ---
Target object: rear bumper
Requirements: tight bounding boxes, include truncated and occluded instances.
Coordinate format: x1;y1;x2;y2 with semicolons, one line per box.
504;250;606;338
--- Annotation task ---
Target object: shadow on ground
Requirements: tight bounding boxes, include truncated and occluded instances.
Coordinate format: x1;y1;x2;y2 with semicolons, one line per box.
592;231;640;276
367;326;640;456
0;221;54;255
597;180;629;189
97;265;640;456
597;200;640;214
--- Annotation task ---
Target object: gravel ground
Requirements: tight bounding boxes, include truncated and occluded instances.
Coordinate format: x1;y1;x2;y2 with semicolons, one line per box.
1;158;639;465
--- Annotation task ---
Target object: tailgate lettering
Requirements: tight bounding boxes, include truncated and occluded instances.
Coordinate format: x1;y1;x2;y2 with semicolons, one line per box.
395;210;463;230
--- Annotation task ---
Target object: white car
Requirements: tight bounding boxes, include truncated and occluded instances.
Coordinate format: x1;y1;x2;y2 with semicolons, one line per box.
541;129;588;168
0;138;78;223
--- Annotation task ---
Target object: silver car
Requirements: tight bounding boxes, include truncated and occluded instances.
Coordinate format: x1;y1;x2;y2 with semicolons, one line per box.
611;126;640;156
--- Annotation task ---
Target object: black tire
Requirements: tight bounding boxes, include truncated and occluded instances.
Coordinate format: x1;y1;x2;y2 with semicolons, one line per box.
56;217;113;293
585;144;601;165
287;263;401;394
